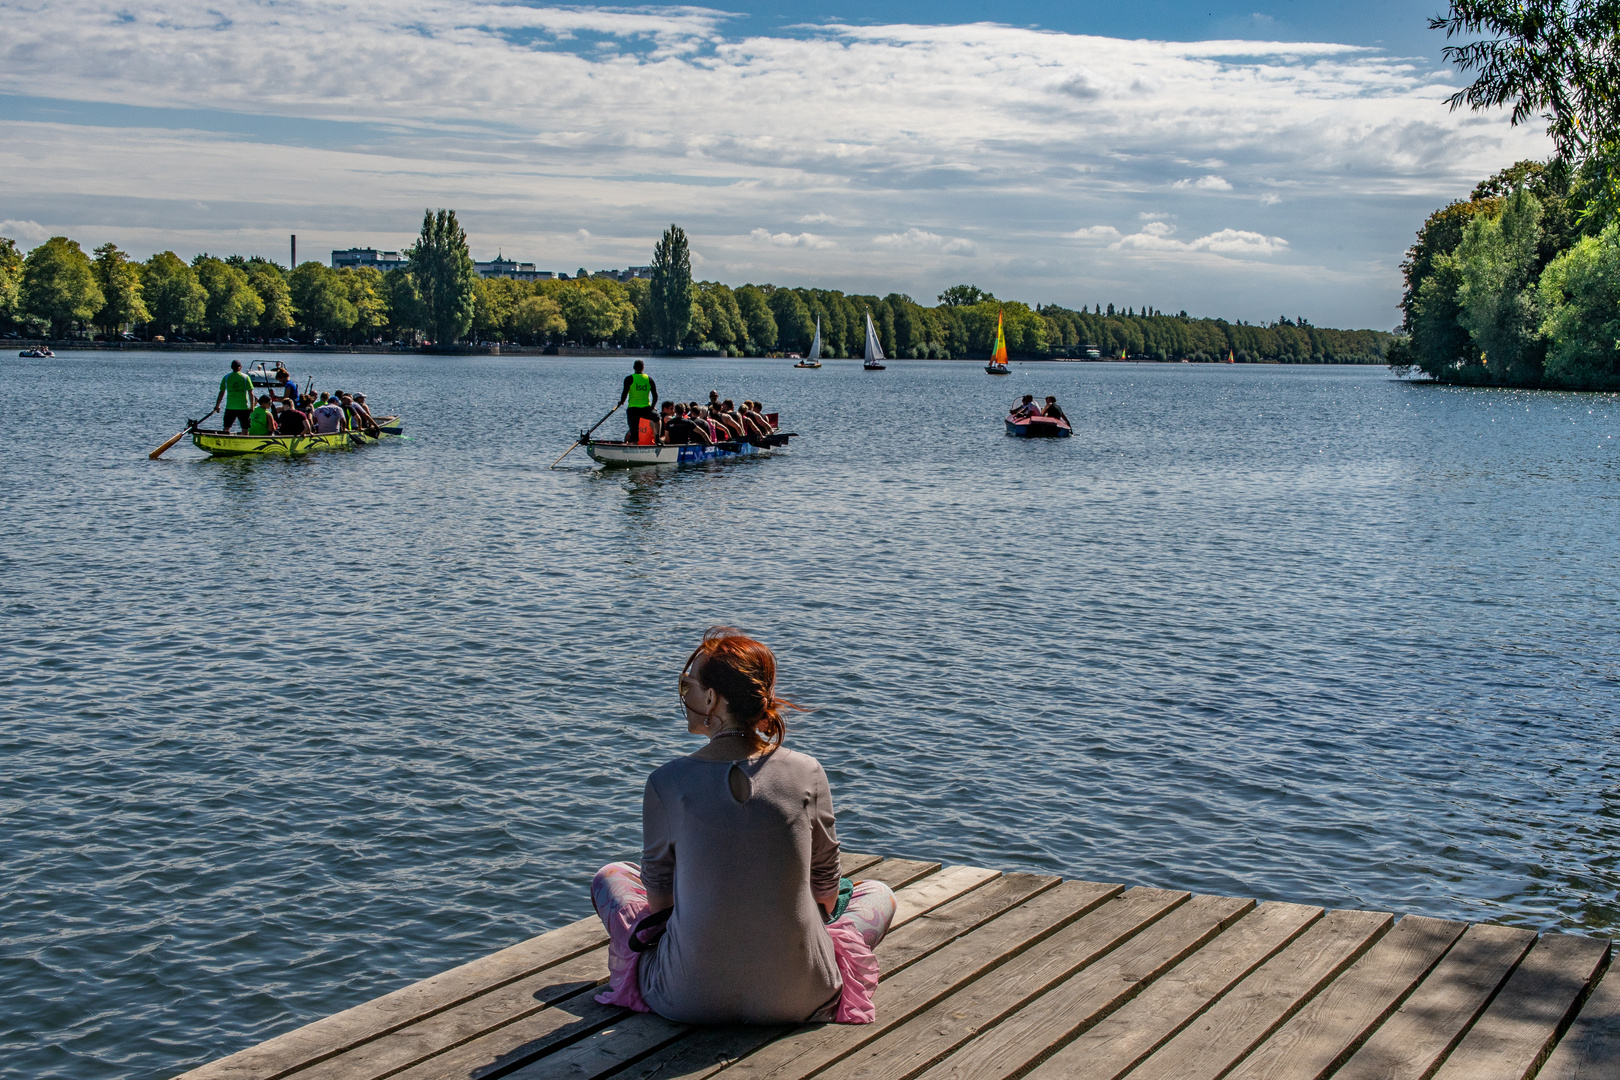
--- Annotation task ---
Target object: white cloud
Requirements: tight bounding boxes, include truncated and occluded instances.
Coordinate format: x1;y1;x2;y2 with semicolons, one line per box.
1064;225;1121;241
0;219;51;245
750;228;835;249
1110;221;1288;257
0;0;1551;323
873;228;976;255
1259;192;1282;206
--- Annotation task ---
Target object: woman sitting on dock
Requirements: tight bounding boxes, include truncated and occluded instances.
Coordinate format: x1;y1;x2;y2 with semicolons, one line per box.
591;628;896;1025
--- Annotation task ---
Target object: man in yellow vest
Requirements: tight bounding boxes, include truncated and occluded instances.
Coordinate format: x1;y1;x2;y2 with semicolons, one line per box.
617;360;659;443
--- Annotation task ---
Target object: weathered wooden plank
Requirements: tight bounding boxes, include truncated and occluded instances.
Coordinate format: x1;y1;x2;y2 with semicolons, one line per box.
386;990;624;1080
878;873;1061;978
1330;922;1538;1080
1121;908;1392;1080
842;853;885;877
1024;902;1322;1080
889;866;1000;926
613;873;1063;1080
707;879;1124;1080
1221;915;1465;1080
912;894;1254;1080
1428;932;1611;1080
855;858;944;892
822;886;1191;1080
412;866;1007;1080
290;952;607;1080
1538;960;1620;1080
174;917;609;1080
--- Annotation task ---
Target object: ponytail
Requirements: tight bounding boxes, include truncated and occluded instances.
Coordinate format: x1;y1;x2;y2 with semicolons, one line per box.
684;627;804;750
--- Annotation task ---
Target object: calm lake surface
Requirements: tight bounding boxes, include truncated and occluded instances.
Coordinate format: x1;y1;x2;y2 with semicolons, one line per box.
2;352;1617;1079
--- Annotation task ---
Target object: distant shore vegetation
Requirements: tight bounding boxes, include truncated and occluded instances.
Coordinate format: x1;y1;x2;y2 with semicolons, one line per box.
0;213;1393;363
1393;2;1620;390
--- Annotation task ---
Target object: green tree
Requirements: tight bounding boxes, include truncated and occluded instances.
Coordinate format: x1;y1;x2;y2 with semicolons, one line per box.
0;237;25;322
559;281;625;344
289;262;357;339
245;260;295;337
22;237;103;337
407;209;476;345
513;293;566;343
382;269;421;341
938;284;992;307
1537;222;1620;386
142;252;207;337
91;243;149;334
767;287;815;353
1452;187;1547;382
647;224;693;348
194;256;265;341
736;284;777;353
693;281;745;352
342;266;389;341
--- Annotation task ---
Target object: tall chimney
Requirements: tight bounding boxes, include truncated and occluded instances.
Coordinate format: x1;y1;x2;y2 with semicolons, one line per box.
291;234;297;268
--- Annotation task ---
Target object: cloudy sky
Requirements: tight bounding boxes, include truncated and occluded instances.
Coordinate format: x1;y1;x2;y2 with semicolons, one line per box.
0;0;1549;328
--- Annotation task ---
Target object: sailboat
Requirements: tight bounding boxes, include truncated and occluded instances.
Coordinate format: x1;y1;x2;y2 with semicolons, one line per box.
795;317;822;368
985;311;1010;374
862;310;886;370
1225;349;1235;364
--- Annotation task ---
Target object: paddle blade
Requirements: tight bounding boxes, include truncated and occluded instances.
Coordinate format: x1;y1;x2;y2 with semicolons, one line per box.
149;429;189;460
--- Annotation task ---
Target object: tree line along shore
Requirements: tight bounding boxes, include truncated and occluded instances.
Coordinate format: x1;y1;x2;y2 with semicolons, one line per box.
1;211;1393;363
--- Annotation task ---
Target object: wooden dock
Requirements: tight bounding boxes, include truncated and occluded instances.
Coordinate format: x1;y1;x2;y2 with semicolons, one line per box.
176;854;1616;1080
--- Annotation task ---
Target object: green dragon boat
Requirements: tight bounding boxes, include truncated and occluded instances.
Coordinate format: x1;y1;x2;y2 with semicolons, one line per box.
189;416;403;457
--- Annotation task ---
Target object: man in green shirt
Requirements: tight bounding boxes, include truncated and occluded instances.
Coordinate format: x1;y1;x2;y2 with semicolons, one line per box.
214;360;256;432
617;359;659;443
248;394;276;436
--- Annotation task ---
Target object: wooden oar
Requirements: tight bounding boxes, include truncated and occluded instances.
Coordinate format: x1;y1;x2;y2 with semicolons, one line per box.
150;409;216;459
550;402;621;469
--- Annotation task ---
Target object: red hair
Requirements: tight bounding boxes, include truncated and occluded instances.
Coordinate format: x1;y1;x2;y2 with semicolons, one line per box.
684;627;802;750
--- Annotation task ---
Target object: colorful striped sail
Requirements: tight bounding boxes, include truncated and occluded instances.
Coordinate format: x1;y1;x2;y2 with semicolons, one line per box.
991;311;1008;365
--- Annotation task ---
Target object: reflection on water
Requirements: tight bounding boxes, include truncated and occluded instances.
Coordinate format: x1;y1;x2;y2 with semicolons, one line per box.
0;353;1617;1080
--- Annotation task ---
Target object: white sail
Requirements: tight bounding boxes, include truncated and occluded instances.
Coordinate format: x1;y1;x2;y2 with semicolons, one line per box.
864;311;885;364
808;316;821;361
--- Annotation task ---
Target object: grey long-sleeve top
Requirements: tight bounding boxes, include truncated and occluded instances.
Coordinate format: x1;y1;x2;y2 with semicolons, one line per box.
638;746;843;1024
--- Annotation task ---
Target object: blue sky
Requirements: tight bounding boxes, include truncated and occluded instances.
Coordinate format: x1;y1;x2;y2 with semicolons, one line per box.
0;0;1547;328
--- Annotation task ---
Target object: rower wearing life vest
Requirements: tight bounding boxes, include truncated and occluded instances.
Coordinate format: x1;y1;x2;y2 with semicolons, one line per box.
618;360;660;444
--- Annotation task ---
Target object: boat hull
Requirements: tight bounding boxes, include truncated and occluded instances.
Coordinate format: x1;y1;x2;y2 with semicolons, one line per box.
1005;414;1072;438
585;434;791;467
191;429;354;456
986;364;1009;375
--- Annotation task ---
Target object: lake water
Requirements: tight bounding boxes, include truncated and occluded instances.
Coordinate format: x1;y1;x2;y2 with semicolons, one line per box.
1;352;1617;1079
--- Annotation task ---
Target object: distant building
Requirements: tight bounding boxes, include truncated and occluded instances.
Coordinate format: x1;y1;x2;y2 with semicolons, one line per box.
590;266;652;282
475;255;550;281
331;248;406;272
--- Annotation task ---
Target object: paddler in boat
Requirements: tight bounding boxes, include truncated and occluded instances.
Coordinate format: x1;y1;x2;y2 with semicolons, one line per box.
618;360;660;444
1042;396;1069;423
1011;394;1039;419
277;397;311;436
312;393;347;434
248;394;277;437
214;360;256;433
351;393;383;437
274;366;299;404
339;392;380;437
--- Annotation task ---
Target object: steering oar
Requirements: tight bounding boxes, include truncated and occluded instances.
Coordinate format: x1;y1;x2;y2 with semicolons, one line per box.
150;407;217;460
549;402;621;469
